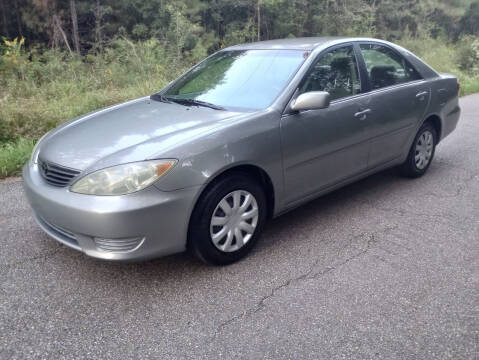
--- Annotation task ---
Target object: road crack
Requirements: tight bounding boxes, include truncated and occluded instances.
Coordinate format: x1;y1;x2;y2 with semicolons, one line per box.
210;226;396;343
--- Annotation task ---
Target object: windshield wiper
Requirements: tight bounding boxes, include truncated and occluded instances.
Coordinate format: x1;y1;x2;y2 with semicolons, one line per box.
169;98;226;111
150;93;173;103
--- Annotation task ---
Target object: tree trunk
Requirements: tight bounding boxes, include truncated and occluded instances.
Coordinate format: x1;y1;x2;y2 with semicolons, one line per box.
95;0;103;50
13;0;23;37
0;0;9;37
257;0;261;41
70;0;80;54
53;14;73;54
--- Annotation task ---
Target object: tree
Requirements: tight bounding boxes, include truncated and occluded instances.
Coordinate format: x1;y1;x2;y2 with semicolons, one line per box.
0;0;9;37
70;0;80;53
52;13;72;53
1;0;477;53
13;0;23;37
459;2;479;36
94;0;103;49
257;0;260;40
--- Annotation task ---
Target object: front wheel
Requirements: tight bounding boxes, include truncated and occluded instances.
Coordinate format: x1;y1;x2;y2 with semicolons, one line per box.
399;122;437;178
188;173;267;265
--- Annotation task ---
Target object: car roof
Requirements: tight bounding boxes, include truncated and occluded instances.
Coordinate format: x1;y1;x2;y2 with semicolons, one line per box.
225;37;384;51
224;36;438;80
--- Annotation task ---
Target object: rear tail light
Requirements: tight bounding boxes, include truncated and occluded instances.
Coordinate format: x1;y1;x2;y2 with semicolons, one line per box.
457;81;460;93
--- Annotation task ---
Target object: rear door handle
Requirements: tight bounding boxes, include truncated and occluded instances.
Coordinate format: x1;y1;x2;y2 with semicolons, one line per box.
354;108;371;120
416;91;429;99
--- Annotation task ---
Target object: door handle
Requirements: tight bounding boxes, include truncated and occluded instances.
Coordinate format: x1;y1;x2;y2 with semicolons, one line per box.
354;108;371;120
416;91;429;99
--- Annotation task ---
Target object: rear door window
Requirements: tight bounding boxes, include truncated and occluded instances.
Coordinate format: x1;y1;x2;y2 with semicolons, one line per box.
359;44;421;90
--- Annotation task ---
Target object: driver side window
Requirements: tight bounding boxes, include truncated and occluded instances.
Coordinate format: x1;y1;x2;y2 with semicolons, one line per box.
299;46;361;101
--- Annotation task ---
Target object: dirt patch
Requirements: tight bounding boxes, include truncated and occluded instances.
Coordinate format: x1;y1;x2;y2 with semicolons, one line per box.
0;176;22;183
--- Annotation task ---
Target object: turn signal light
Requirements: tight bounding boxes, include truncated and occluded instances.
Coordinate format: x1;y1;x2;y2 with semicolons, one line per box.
157;162;174;177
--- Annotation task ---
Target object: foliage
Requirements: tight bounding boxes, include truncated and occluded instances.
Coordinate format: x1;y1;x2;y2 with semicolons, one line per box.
2;0;479;53
398;35;479;94
457;36;479;74
0;36;26;80
1;0;479;178
458;2;479;36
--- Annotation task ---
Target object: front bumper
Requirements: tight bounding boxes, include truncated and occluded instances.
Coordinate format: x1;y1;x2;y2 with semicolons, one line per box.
23;163;201;261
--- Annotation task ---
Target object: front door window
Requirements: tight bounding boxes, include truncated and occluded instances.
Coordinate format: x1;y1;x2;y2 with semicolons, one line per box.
299;46;361;101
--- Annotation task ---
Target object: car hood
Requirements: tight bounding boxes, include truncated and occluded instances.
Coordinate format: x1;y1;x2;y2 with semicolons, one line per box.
39;97;242;171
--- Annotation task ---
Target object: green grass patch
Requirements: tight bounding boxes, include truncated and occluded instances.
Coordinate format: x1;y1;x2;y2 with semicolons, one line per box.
0;138;35;178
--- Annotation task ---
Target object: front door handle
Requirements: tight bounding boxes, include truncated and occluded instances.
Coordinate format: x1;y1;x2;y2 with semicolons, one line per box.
354;108;371;120
416;91;429;99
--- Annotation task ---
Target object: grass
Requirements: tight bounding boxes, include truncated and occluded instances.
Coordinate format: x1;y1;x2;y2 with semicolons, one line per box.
0;36;478;179
0;138;35;178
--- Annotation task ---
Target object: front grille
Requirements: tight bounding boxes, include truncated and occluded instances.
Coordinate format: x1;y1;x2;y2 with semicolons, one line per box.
38;159;81;187
94;237;145;253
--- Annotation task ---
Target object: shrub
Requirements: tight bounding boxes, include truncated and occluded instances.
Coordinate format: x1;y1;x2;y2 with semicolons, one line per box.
398;35;479;96
457;36;479;74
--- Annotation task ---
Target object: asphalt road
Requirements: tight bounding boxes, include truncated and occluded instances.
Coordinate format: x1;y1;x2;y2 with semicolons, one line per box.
1;95;478;359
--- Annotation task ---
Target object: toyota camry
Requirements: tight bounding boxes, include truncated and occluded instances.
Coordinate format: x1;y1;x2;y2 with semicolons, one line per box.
23;37;461;265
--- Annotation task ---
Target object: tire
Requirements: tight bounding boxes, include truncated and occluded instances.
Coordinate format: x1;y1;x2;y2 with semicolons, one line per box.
399;121;437;178
188;172;267;265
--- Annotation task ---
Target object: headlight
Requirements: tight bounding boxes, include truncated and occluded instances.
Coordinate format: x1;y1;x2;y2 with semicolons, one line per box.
30;131;50;165
70;160;177;195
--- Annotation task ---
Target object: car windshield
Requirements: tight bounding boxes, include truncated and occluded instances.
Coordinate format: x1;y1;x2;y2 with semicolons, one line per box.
162;50;306;111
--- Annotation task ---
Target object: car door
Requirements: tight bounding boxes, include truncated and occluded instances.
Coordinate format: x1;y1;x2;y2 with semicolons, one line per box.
357;43;431;168
280;44;371;205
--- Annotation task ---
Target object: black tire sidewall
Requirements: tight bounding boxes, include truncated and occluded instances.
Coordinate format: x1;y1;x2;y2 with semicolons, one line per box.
404;122;437;177
188;173;267;265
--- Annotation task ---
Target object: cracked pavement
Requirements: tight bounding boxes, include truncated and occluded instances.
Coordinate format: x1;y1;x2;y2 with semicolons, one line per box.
1;95;478;359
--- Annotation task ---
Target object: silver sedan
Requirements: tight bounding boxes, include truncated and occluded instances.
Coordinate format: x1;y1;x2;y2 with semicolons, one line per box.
23;37;461;265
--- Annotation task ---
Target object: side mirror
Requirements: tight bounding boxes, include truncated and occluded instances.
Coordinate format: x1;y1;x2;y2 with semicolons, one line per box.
290;91;330;112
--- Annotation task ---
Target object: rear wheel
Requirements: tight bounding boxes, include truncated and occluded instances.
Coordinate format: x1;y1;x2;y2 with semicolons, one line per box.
400;122;437;178
188;173;267;265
